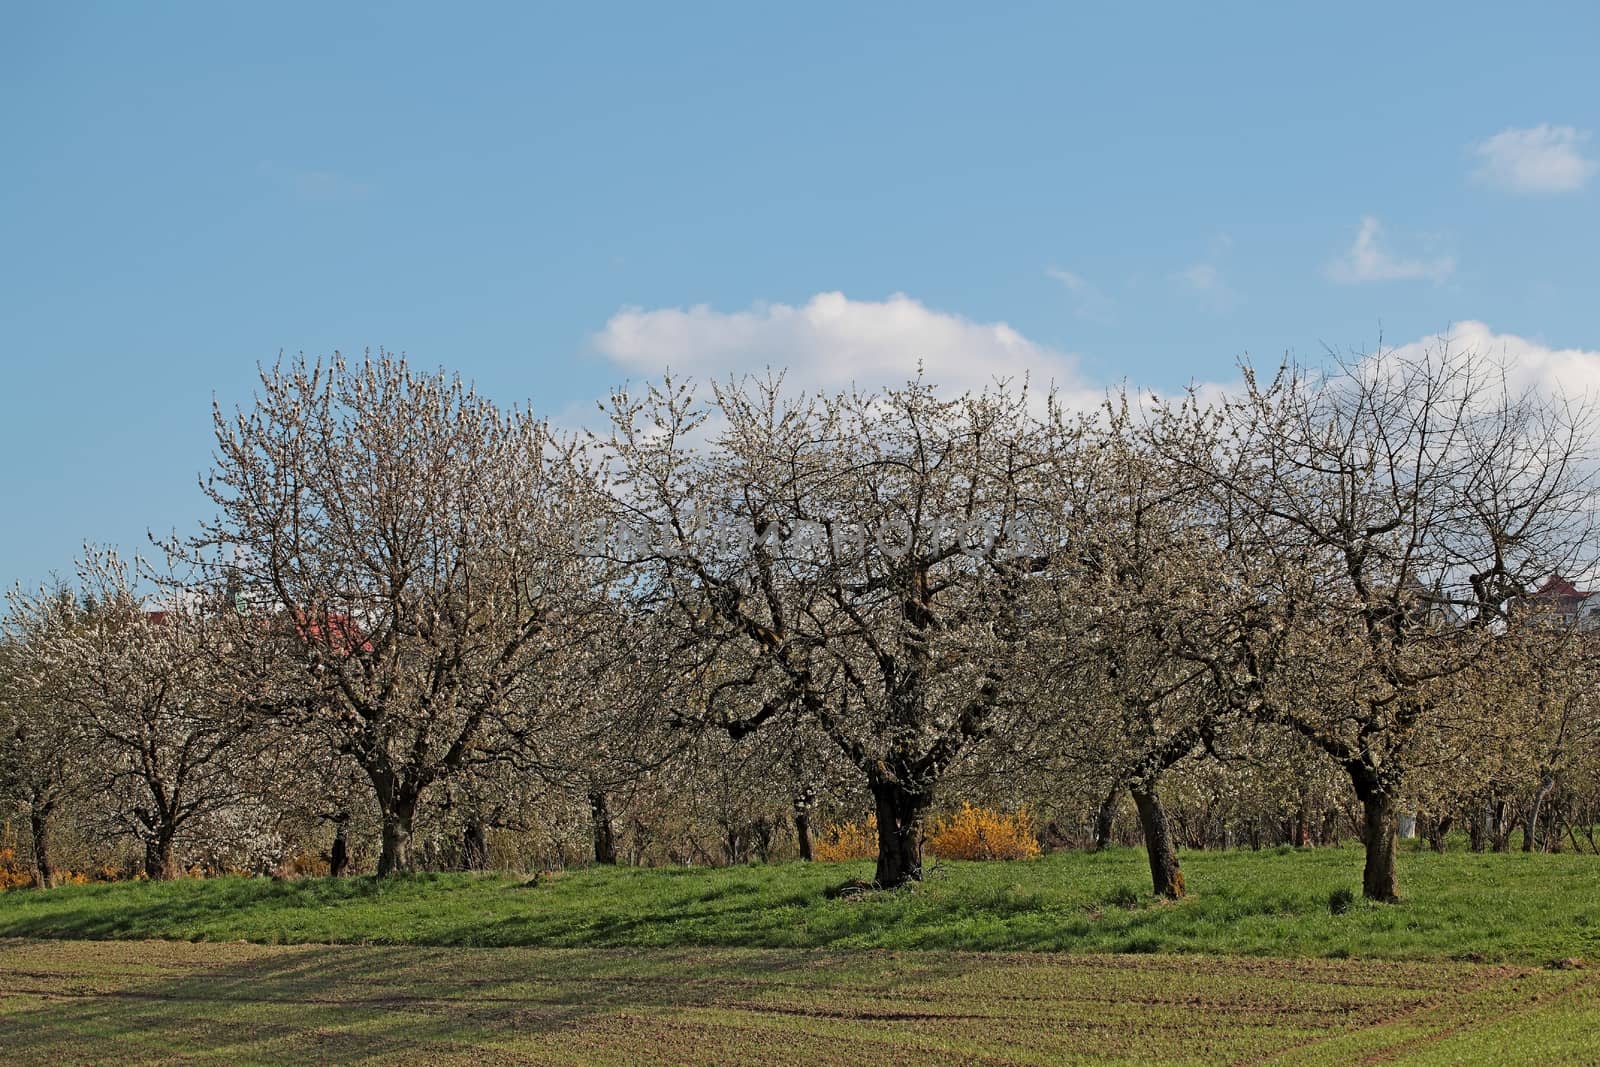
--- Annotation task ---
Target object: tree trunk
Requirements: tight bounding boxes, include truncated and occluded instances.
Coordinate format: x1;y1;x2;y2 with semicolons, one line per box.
363;764;425;877
376;794;418;876
29;803;55;889
1524;773;1556;853
462;820;490;871
1292;799;1310;848
753;818;775;862
1468;803;1488;852
1428;814;1453;854
1320;806;1340;847
144;829;178;881
871;778;929;889
1092;782;1120;851
588;789;617;865
1359;791;1399;902
329;816;350;877
1491;799;1512;852
793;801;814;862
1129;785;1185;898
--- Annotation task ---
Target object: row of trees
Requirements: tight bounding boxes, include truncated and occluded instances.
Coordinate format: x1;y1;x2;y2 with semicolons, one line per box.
4;345;1597;901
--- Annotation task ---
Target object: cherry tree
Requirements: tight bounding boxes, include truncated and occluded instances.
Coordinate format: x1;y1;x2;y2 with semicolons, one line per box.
10;551;267;879
195;352;600;874
1179;345;1596;900
601;376;1062;887
0;588;96;887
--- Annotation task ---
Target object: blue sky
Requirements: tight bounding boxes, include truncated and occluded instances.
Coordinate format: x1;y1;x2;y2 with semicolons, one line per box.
4;2;1599;590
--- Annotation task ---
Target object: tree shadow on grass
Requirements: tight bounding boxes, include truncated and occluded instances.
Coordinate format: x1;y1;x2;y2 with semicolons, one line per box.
3;939;1055;1064
5;939;1531;1065
4;942;850;1063
0;876;440;943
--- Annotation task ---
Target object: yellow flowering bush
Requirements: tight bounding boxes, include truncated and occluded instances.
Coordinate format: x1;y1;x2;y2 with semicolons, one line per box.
928;803;1040;861
0;845;32;890
813;805;1042;864
812;816;879;862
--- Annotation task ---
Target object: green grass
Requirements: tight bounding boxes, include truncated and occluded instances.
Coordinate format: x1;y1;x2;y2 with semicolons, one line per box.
4;938;1597;1064
5;848;1599;1063
2;844;1598;963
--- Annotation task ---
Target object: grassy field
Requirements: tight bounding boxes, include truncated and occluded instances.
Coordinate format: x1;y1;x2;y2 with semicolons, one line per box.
4;846;1599;1064
1;844;1597;963
3;937;1598;1064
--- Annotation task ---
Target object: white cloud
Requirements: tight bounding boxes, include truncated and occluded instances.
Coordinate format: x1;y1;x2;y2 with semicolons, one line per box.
1326;216;1455;285
1045;267;1115;322
589;292;1600;439
1385;321;1600;404
593;291;1098;403
1472;125;1596;194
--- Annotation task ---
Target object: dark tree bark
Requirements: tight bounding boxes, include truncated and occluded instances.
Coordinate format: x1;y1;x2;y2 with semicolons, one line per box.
1492;799;1513;852
1358;790;1399;903
1092;782;1120;852
1130;784;1184;898
722;827;744;866
793;799;814;862
752;818;775;863
365;766;425;876
1320;806;1341;847
1427;814;1453;854
328;815;351;877
871;778;930;889
588;789;617;865
378;816;413;875
29;802;56;889
376;788;420;876
462;821;490;871
1291;799;1310;848
144;829;178;881
133;800;183;881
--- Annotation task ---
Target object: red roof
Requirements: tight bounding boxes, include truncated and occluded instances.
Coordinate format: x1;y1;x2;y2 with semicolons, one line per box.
1529;575;1593;601
293;610;374;656
1535;575;1587;599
